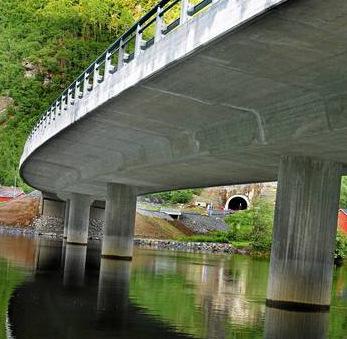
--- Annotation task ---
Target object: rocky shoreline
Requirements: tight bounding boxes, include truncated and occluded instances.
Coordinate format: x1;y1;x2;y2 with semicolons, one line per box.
0;216;249;256
134;238;248;255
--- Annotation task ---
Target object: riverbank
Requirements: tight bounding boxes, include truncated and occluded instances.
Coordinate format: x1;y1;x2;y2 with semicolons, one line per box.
134;238;248;255
0;224;248;255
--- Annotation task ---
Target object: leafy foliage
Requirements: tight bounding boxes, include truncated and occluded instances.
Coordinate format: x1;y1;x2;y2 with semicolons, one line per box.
146;189;200;204
249;199;274;252
225;209;253;241
335;230;347;261
179;198;274;253
0;0;158;189
225;199;274;252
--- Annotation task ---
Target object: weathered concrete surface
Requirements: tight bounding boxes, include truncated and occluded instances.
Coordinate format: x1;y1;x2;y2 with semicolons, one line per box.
267;156;342;307
66;193;93;245
21;0;347;197
101;184;136;259
42;193;65;218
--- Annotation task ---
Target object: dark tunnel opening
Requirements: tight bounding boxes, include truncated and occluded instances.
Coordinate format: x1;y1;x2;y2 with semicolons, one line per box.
227;197;248;211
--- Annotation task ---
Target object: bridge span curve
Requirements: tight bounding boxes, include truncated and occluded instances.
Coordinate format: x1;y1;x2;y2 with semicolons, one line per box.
19;0;347;312
20;0;347;196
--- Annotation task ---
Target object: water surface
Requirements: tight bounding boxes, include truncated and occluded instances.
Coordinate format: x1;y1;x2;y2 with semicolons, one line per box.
0;235;346;338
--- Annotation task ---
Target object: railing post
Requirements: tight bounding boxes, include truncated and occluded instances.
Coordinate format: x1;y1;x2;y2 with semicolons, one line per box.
118;40;125;70
135;25;143;58
75;80;82;99
83;73;89;97
61;94;66;112
155;7;163;42
55;101;60;118
180;0;190;24
38;119;43;133
48;108;52;125
67;87;74;106
93;63;100;89
105;51;114;77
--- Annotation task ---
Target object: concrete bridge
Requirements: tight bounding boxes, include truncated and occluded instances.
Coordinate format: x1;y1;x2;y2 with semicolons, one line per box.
20;0;347;312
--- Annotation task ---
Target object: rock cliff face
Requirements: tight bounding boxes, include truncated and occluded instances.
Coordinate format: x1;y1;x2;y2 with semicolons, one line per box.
195;182;277;208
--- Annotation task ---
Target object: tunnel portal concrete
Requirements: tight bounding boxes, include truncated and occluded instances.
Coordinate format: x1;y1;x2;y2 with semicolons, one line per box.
225;195;249;211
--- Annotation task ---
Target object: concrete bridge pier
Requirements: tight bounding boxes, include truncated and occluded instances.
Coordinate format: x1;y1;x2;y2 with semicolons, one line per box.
41;192;65;218
266;156;342;311
66;193;93;245
101;183;137;260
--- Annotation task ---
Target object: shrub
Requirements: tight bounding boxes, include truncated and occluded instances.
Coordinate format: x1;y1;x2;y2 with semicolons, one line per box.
225;210;253;241
335;230;347;261
170;190;194;204
249;199;274;253
225;198;274;252
146;189;195;204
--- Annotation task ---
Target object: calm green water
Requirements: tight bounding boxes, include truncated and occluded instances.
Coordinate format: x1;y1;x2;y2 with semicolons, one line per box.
0;235;346;338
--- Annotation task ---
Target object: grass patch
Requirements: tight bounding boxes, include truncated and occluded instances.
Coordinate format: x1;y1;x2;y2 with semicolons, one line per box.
232;241;251;249
177;231;230;244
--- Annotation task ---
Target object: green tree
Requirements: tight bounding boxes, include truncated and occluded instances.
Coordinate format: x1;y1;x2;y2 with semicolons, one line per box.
249;199;274;252
0;0;162;189
147;189;196;204
335;229;347;262
224;208;253;241
225;199;274;252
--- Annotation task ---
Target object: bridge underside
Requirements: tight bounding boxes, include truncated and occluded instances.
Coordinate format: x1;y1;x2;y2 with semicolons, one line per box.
21;0;347;197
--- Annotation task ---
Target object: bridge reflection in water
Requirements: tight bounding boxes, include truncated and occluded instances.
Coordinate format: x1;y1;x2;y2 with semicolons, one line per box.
0;237;345;338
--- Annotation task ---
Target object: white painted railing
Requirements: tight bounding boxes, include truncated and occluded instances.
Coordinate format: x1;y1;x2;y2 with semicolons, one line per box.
26;0;217;143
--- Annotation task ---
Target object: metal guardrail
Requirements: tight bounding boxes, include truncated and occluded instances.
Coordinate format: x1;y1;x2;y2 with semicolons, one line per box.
28;0;218;141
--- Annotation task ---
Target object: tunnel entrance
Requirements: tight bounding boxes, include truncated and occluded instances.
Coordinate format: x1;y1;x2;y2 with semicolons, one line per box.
225;195;249;211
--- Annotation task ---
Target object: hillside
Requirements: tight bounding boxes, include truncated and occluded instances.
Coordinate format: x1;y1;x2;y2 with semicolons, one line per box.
0;196;39;226
135;214;193;239
0;0;156;189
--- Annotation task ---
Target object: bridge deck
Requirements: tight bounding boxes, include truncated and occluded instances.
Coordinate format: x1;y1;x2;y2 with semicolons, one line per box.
20;0;347;197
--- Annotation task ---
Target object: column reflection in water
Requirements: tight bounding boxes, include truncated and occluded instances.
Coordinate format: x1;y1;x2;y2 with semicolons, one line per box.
36;238;62;271
264;307;328;339
97;258;131;326
63;243;87;287
60;238;67;271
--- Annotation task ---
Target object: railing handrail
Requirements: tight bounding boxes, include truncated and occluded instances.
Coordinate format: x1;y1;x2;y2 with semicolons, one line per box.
39;0;176;122
28;0;216;137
